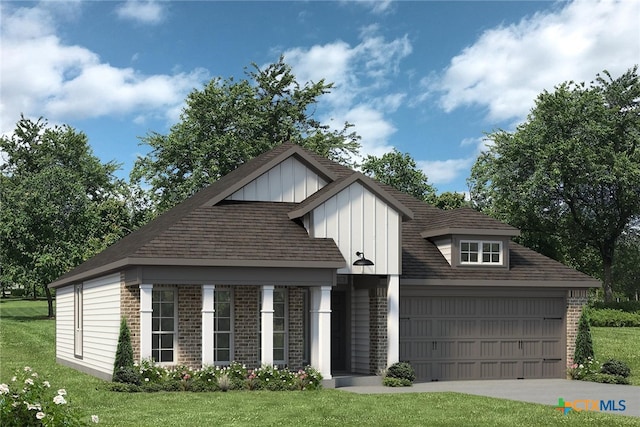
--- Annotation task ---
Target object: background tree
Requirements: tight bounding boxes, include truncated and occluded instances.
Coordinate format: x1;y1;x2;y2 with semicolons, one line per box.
432;191;469;210
0;117;134;317
361;148;437;203
612;224;640;300
132;57;360;213
468;67;640;301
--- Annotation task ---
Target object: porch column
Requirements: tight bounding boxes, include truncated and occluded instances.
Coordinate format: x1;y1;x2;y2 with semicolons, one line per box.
139;284;153;360
310;285;332;379
261;285;274;366
387;275;400;366
201;284;215;366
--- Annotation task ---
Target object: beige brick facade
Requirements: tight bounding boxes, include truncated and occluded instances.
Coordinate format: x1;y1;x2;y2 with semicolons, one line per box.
287;287;307;370
566;289;589;366
120;279;140;361
177;286;202;368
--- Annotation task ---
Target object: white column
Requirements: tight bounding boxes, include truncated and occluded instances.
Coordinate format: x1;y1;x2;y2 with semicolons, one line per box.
387;275;400;366
139;284;153;360
201;284;215;366
311;286;332;379
261;285;274;366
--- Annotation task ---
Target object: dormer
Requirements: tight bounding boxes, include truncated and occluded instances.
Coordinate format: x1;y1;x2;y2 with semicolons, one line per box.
421;207;520;269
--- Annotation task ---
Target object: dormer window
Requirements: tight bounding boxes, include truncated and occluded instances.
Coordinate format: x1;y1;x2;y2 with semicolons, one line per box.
460;240;502;265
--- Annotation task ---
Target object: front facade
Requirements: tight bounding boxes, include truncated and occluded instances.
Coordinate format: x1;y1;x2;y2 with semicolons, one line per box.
49;143;598;382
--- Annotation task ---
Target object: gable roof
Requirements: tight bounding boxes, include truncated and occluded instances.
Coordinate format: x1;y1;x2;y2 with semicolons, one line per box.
49;141;600;289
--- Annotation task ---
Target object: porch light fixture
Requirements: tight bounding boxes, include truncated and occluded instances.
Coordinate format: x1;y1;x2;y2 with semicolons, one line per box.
353;251;374;266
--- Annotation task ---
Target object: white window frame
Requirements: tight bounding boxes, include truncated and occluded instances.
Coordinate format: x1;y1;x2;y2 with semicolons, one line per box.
74;284;83;358
214;288;234;365
460;240;502;265
259;288;288;366
152;288;177;364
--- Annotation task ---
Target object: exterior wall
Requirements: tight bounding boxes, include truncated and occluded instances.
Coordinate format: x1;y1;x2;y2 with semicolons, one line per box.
121;281;141;362
177;286;202;368
369;286;388;374
566;289;589;365
432;237;452;265
312;182;401;275
55;286;74;363
288;287;306;370
228;156;327;202
234;286;260;367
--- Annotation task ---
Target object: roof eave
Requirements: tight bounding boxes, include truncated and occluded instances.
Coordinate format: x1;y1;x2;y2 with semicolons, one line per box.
421;227;521;239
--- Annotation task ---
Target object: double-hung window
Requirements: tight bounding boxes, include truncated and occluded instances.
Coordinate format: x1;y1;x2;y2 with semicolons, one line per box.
152;289;176;363
460;241;502;265
259;288;288;365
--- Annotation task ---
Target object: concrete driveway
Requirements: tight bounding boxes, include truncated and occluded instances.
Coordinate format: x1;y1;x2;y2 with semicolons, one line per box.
339;379;640;418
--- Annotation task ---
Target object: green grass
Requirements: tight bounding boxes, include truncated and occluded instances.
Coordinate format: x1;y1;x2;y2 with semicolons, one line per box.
1;299;638;426
592;327;640;385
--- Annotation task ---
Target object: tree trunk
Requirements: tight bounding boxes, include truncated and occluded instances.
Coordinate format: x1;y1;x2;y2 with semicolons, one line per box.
45;286;54;318
602;245;615;302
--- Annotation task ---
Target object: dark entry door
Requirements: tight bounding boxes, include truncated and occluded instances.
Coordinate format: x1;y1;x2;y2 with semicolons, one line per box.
331;291;348;372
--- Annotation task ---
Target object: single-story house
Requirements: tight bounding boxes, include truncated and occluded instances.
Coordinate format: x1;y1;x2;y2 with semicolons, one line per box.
49;142;599;383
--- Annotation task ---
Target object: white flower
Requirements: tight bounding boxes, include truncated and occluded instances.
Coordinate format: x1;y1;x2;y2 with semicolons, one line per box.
144;378;149;382
579;364;584;369
53;395;67;405
24;366;32;372
0;384;9;394
25;378;34;386
27;403;41;410
57;389;67;396
36;412;46;420
11;376;16;382
91;415;100;423
43;381;50;388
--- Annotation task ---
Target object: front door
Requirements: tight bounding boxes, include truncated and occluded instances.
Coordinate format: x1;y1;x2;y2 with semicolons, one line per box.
331;290;348;372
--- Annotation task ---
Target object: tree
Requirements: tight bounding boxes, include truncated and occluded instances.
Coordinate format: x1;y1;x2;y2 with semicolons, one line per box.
0;117;132;317
573;310;594;365
468;67;640;301
361;148;437;203
613;224;640;300
132;57;361;213
433;191;469;210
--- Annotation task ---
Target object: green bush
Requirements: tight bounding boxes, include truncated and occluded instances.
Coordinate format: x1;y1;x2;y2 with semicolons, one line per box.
113;367;141;385
113;317;135;382
573;311;594;364
587;308;640;327
583;373;630;385
590;300;640;313
383;377;412;387
601;359;631;378
386;362;416;383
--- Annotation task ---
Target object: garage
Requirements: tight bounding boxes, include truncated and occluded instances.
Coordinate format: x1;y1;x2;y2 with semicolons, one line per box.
400;288;566;381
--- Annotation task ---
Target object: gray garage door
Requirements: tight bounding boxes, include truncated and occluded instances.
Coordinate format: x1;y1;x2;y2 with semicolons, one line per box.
399;291;565;381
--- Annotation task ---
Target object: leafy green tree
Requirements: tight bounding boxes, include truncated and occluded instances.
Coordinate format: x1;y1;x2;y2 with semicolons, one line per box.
433;191;469;210
613;225;640;300
0;117;132;316
361;148;437;203
113;317;138;384
132;57;360;213
468;67;640;301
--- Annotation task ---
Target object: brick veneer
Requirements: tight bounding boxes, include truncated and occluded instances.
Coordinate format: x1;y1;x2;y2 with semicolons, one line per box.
233;286;260;367
287;287;306;370
566;289;589;366
177;286;202;368
120;279;140;361
369;286;387;374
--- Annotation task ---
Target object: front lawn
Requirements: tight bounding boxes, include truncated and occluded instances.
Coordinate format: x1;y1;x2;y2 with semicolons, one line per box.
592;326;640;386
1;299;637;426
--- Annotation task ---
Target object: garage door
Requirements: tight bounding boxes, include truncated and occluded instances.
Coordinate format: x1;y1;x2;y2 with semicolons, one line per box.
400;291;565;381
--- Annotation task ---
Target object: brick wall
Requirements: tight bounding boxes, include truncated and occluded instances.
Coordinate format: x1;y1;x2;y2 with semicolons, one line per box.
566;289;589;366
177;286;202;368
120;278;140;361
369;286;387;374
288;287;306;370
233;286;259;367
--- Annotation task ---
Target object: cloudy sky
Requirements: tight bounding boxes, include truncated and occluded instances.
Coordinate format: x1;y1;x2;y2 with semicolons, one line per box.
1;0;638;193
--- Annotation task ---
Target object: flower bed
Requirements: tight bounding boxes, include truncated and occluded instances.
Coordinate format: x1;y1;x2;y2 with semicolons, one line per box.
111;360;322;393
0;367;99;426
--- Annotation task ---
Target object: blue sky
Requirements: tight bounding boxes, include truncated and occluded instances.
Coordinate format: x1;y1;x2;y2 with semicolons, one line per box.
1;1;638;194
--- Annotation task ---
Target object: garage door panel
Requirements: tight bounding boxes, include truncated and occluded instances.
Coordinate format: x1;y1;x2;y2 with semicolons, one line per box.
400;293;565;381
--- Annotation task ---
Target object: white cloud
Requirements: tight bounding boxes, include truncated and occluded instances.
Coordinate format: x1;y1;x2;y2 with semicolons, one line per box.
418;158;474;186
430;0;640;123
0;3;207;133
115;1;166;25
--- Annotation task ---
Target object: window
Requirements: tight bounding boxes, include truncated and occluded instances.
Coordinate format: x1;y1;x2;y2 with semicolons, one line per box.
74;284;83;358
152;289;176;363
214;289;233;364
259;288;288;365
460;240;502;265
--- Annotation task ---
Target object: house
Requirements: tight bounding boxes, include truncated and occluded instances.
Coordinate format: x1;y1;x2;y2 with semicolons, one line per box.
49;142;599;383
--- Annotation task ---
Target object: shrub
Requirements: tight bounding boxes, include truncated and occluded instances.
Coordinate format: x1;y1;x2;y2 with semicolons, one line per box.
573;311;594;365
568;357;601;380
601;359;631;378
386;362;415;383
589;300;640;313
582;373;630;385
112;317;135;382
587;308;640;327
383;377;412;387
136;359;166;383
112;367;140;386
0;366;99;426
